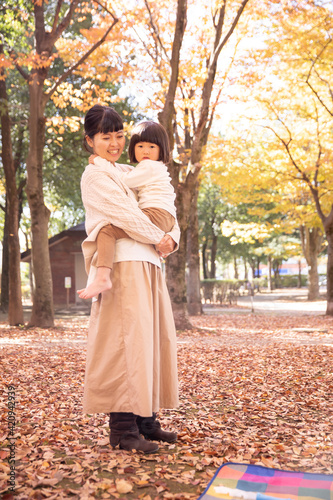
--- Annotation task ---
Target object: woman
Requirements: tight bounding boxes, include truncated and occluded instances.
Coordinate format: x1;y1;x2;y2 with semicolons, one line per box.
78;120;177;300
80;104;179;454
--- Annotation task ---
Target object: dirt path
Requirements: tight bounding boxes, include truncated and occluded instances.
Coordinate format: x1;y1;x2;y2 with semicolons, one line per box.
205;287;328;316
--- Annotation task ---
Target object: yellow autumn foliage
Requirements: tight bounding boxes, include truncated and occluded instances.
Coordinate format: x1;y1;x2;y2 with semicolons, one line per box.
221;220;275;245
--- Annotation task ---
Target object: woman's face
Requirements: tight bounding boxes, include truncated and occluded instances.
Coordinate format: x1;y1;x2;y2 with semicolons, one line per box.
86;130;126;164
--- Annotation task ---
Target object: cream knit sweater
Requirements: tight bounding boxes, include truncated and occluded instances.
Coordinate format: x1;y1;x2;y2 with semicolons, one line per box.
81;161;180;275
94;156;177;218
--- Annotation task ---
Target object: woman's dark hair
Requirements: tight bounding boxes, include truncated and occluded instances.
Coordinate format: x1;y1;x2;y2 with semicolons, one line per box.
83;104;124;153
128;121;171;164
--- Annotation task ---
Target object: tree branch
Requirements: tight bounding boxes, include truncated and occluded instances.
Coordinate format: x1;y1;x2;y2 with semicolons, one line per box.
158;0;187;158
191;0;249;163
13;60;30;81
52;0;118;45
44;17;119;103
52;0;81;43
314;68;333;105
306;78;333;118
211;2;226;50
143;0;169;62
51;0;64;34
7;46;30;81
204;41;238;141
262;122;327;224
211;0;249;66
132;25;158;65
92;0;118;18
305;38;333;117
313;105;322;189
17;178;27;199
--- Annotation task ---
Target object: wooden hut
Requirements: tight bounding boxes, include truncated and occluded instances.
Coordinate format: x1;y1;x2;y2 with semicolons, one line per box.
21;223;88;306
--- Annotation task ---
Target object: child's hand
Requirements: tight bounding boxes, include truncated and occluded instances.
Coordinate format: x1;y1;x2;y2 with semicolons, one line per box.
89;154;98;165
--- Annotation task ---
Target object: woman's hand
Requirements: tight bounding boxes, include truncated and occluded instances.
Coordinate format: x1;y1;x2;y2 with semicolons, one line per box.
156;234;176;258
89;154;98;164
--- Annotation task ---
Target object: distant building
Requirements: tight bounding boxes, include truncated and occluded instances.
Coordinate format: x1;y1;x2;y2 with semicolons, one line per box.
259;257;327;277
259;258;308;276
21;223;88;306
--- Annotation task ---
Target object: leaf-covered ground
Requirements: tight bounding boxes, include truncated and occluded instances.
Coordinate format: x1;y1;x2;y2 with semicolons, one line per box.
1;312;333;499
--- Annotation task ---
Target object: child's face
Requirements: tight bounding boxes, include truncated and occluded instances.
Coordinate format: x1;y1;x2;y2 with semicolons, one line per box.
86;131;126;164
134;142;160;163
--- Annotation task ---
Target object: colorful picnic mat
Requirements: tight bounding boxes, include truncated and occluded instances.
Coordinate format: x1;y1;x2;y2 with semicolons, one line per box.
198;462;333;500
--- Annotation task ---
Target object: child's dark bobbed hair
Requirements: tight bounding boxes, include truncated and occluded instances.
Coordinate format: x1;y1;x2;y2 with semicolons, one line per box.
84;104;124;153
128;121;171;164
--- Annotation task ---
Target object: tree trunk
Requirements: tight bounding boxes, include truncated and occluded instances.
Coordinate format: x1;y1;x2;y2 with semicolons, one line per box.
202;242;208;279
267;255;272;292
3;1;120;326
209;233;217;279
326;231;333;315
166;235;191;329
308;262;320;300
250;260;256;280
187;184;202;315
298;258;302;288
244;257;248;280
323;215;333;315
158;0;249;327
1;204;9;313
273;260;281;288
233;255;238;279
166;185;192;329
157;0;189;328
0;61;24;325
25;75;54;327
300;225;322;300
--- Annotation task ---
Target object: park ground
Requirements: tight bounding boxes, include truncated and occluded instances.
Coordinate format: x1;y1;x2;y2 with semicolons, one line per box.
0;289;332;499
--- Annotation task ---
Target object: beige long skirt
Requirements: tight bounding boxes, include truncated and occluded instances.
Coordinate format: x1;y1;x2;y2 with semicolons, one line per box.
83;261;179;417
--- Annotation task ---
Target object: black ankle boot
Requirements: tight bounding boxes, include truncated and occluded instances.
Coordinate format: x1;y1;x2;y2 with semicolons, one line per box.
109;412;159;453
137;413;177;443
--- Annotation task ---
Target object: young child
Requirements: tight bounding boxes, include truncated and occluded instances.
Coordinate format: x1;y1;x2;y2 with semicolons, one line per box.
78;121;178;299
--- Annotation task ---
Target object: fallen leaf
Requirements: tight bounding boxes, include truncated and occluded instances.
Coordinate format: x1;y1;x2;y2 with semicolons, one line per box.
116;478;133;494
